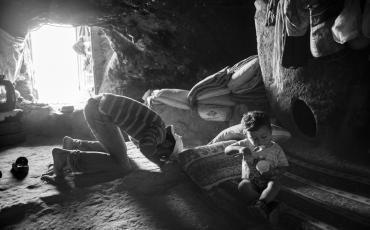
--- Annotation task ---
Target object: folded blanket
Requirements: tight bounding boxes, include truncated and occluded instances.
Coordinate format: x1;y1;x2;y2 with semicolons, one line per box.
187;67;231;107
197;94;236;107
149;89;191;110
176;140;241;190
227;56;260;92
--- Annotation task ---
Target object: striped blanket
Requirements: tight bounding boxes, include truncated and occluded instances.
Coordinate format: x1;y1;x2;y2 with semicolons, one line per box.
187;55;269;116
187;67;231;107
176;140;242;190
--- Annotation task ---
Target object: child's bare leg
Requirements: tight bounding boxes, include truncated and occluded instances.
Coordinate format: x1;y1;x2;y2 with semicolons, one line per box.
238;179;260;204
259;180;281;203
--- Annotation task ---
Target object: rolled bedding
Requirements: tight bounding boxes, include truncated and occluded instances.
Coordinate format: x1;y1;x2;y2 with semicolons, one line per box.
149;89;191;110
227;55;260;92
187;67;231;106
197;94;236;107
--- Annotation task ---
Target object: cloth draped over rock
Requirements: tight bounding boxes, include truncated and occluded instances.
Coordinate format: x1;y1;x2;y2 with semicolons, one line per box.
266;0;370;71
0;28;26;82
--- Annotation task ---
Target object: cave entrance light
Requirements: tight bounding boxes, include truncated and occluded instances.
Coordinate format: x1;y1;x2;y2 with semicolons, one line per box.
30;24;94;107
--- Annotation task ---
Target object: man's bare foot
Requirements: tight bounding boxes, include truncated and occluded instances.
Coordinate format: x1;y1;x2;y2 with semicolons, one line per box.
52;148;70;177
41;174;66;185
62;136;78;150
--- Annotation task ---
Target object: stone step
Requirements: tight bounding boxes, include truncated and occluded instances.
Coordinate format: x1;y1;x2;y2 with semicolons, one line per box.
278;204;339;230
205;181;338;230
287;157;370;198
279;173;370;230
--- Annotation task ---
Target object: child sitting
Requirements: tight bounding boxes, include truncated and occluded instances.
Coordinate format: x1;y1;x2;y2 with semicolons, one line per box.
224;111;289;219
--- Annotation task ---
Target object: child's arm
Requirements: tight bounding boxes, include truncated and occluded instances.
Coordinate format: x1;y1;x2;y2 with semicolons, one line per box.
224;139;251;156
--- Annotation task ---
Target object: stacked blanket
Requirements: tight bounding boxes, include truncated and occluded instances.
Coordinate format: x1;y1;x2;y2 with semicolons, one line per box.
146;55;269;122
176;140;242;190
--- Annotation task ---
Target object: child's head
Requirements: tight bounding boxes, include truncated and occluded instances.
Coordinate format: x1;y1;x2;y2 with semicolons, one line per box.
241;111;272;147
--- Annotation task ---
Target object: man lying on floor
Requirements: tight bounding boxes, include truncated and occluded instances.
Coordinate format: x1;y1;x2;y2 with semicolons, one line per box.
42;93;183;183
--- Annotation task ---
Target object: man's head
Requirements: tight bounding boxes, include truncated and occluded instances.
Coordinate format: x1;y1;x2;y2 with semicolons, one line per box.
157;125;183;159
241;111;272;147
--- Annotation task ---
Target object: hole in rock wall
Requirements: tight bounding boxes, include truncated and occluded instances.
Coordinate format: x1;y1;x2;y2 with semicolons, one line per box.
291;98;317;138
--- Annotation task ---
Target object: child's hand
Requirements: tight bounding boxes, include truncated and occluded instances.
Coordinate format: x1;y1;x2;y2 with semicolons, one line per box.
225;146;243;156
239;147;252;156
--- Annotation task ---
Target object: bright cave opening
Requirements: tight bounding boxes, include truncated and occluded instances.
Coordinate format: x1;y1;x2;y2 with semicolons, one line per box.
30;24;94;106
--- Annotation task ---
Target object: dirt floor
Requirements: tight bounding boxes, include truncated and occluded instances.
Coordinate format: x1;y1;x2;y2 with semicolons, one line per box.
0;136;244;230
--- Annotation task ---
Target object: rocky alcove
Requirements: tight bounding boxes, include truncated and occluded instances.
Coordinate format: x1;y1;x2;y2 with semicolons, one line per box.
1;0;370;229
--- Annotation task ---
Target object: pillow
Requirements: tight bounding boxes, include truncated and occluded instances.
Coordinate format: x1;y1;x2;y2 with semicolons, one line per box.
209;123;292;144
208;124;244;144
197;104;233;122
176;140;241;190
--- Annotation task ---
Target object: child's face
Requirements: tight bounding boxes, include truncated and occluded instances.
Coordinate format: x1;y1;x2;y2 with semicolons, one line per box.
246;126;272;147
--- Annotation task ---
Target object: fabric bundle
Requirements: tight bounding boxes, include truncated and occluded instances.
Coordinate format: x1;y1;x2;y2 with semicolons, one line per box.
148;89;191;110
227;55;260;92
197;94;236;107
228;62;269;111
331;0;361;44
187;67;231;107
0;28;25;82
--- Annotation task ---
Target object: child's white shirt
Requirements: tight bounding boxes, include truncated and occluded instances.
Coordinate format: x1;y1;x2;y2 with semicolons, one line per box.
230;139;289;179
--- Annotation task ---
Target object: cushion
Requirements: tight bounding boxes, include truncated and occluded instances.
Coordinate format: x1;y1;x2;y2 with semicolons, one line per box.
209;124;292;144
208;124;244;144
176;140;241;190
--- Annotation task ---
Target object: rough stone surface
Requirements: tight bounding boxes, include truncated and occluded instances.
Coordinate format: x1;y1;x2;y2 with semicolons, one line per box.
0;136;243;230
0;0;257;101
255;0;369;157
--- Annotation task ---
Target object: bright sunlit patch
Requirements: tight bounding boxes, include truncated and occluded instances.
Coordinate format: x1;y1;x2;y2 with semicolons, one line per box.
30;24;91;105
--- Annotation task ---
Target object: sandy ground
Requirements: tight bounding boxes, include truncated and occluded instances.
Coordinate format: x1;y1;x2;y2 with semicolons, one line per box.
0;136;244;230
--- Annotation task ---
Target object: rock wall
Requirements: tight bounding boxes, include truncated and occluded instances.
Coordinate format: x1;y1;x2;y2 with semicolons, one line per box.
1;0;258;101
255;0;369;155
